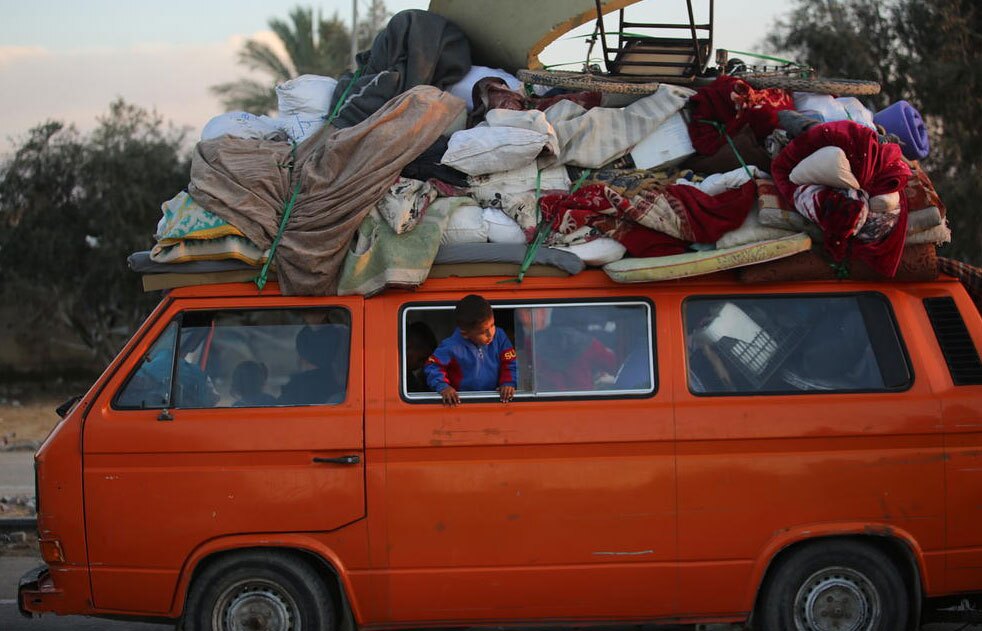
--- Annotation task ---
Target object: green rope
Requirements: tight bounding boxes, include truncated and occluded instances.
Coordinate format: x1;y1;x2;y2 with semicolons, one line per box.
252;65;365;291
722;49;801;67
830;260;851;279
502;168;592;284
254;176;301;291
541;58;606;70
697;118;754;182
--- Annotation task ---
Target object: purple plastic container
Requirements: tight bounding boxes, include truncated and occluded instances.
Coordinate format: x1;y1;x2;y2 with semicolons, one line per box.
873;100;929;160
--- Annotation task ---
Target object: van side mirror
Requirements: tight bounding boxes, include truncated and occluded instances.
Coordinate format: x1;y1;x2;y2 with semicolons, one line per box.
55;395;82;419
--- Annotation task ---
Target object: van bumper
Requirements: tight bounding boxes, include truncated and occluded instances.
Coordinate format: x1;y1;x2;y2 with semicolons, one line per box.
18;563;59;618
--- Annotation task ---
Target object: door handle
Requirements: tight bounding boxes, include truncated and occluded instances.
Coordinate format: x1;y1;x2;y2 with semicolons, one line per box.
312;455;361;465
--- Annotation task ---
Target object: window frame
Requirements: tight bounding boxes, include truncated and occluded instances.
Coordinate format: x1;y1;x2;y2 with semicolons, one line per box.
111;306;353;411
399;297;657;404
681;291;914;397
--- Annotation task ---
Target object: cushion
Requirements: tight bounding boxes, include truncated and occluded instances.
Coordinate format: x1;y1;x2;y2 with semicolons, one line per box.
433;243;585;275
603;233;812;283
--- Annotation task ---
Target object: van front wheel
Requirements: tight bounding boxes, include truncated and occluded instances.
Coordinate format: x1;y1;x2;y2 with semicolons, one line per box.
754;540;908;631
182;550;335;631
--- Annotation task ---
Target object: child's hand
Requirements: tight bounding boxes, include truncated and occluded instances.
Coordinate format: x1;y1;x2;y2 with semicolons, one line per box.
498;385;515;403
440;387;460;407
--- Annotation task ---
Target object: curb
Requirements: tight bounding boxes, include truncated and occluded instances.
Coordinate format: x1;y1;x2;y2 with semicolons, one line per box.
0;518;36;532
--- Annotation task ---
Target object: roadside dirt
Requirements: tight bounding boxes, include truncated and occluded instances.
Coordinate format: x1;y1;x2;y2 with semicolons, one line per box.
0;380;90;448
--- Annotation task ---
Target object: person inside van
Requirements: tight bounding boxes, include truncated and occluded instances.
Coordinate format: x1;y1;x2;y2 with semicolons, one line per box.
405;321;438;392
279;325;347;405
231;361;277;407
424;294;517;406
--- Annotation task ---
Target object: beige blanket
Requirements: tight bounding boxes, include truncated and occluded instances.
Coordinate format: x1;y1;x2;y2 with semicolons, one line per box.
189;86;465;295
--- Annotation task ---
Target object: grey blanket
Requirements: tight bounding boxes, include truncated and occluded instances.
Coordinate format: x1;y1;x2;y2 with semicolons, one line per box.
330;9;471;129
188;86;464;296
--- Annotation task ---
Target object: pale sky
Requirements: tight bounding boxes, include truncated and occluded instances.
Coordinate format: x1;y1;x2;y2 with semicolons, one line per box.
0;0;793;155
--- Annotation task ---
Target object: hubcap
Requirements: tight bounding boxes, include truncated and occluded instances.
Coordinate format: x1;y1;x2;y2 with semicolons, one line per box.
213;579;300;631
793;566;881;631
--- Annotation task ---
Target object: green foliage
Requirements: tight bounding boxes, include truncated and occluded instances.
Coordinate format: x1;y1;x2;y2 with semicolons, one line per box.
213;3;390;114
766;0;981;264
0;99;190;364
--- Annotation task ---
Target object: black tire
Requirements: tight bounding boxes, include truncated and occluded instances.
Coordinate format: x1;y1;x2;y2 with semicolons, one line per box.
754;540;909;631
740;75;881;96
516;69;662;95
182;550;335;631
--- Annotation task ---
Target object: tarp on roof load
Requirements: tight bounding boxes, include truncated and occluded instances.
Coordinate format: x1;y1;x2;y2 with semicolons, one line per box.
428;0;640;73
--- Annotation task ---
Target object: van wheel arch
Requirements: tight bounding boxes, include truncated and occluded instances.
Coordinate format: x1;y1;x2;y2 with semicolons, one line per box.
752;535;922;631
178;547;357;631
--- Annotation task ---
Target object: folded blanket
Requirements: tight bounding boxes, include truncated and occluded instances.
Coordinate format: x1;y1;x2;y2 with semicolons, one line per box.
338;197;462;297
128;251;261;275
150;235;267;266
155;191;244;245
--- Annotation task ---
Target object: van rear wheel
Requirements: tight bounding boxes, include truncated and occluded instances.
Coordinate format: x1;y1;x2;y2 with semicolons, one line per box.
182;550;335;631
754;540;908;631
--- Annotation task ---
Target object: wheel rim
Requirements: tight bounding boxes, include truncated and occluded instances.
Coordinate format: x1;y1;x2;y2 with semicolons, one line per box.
793;566;881;631
212;578;301;631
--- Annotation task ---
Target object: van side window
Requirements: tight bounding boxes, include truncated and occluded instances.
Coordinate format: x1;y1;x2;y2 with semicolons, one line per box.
114;308;351;409
115;321;179;409
403;301;655;400
683;294;911;395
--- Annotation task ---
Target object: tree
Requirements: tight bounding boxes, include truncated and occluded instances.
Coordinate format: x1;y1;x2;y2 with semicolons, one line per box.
766;0;981;264
0;100;190;365
212;3;390;114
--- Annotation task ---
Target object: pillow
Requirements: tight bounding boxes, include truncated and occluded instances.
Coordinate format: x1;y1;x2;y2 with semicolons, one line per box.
482;207;526;244
554;238;626;266
790;145;860;190
441;205;489;244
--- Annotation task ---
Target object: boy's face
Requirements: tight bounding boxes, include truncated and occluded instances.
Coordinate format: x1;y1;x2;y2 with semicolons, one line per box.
460;316;496;347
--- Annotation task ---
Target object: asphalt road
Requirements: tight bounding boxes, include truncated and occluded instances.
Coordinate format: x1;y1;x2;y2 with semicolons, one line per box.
1;550;979;631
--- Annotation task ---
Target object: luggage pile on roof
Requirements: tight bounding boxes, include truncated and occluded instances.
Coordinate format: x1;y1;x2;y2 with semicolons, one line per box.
130;8;952;296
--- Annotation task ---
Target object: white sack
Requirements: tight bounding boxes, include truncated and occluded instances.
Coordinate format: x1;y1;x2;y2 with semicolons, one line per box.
441;204;489;244
276;74;338;115
442;126;553;176
554;238;627;266
482;207;526;244
201;112;285;141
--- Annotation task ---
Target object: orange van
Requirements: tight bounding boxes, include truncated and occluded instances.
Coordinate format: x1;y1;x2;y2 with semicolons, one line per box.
18;270;982;630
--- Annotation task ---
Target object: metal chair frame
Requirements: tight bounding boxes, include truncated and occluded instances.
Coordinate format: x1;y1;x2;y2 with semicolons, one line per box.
592;0;714;80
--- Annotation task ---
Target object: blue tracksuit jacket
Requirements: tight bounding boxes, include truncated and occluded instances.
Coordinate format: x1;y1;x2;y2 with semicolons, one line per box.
424;328;517;393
